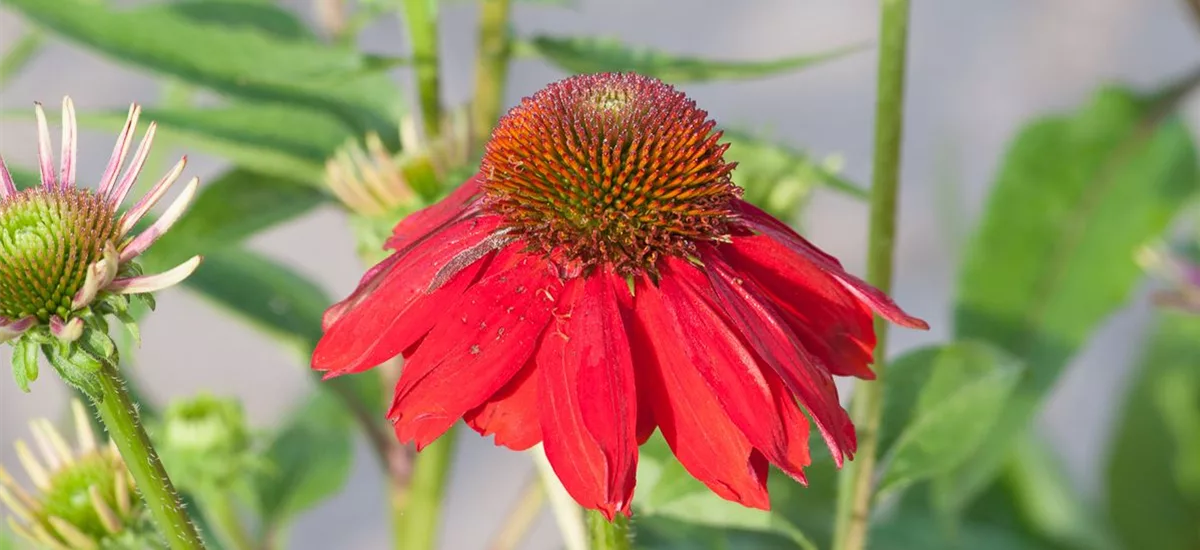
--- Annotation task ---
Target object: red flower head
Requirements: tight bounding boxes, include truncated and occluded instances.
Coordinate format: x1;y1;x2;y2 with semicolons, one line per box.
313;73;928;518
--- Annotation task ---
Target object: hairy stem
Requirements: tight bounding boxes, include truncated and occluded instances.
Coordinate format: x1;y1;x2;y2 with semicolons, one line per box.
93;363;207;550
471;0;514;149
394;430;457;550
401;0;443;138
832;1;912;549
586;511;632;550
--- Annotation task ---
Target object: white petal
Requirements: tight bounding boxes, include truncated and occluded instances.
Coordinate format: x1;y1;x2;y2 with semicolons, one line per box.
0;316;36;344
117;156;187;238
119;176;198;262
33;102;57;189
106;121;158;209
97;104;140;199
60;97;77;190
108;256;202;294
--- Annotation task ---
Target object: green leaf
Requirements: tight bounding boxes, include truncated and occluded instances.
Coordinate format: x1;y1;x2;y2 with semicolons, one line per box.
0;30;44;89
722;130;867;221
179;247;384;413
182;248;328;353
60;102;355;184
1106;311;1200;550
5;0;401;137
869;511;1054;550
254;389;355;527
877;342;1022;497
149;0;317;41
11;337;40;393
634;433;819;550
522;36;862;83
140;168;329;269
943;85;1200;513
7;165;38;190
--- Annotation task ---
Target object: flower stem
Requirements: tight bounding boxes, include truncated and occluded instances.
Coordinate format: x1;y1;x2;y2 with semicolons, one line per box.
586;511;632;550
394;429;457;550
471;0;514;149
401;0;443;139
92;363;207;550
488;475;545;550
832;1;911;550
200;491;256;550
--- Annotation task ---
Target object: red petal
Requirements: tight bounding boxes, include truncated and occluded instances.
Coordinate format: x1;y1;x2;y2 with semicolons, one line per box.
724;235;877;379
610;274;658;444
385;173;484;251
654;262;811;481
389;250;558;449
463;358;542;451
735;200;929;330
632;275;771;510
698;254;857;466
538;272;639;519
313;216;504;377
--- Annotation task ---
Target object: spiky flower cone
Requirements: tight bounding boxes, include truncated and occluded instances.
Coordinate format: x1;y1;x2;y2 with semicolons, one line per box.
0;401;162;550
0;98;202;395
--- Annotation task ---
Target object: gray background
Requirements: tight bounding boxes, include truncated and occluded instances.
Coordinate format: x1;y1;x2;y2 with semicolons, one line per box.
2;0;1199;548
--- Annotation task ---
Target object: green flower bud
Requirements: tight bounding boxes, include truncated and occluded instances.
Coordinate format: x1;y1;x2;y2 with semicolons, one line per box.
0;401;164;550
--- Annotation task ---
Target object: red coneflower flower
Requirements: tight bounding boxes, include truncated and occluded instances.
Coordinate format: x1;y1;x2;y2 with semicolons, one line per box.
313;73;928;518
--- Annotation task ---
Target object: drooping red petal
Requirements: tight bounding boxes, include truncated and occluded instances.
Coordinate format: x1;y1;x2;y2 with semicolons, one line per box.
699;253;857;466
389;249;558;449
537;271;638;520
463;358;542;451
654;260;811;482
734;200;929;330
610;274;658;444
723;235;877;379
313;216;505;377
385;173;484;251
632;275;771;509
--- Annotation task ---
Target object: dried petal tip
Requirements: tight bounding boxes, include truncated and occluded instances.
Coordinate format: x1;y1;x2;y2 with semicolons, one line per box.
481;72;741;276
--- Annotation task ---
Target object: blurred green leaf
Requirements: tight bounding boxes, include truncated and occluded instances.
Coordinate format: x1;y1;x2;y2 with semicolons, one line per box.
869;512;1053;550
522;36;862;83
7;165;38;190
943;85;1200;515
723;129;868;221
150;0;317;41
254;389;355;528
877;342;1022;498
5;0;401;138
182;248;329;354
0;30;44;89
635;433;818;549
141;168;328;269
1106;311;1200;550
0;529;16;550
179;247;385;414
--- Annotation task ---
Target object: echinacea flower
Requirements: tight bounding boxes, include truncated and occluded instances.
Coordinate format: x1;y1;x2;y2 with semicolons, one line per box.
0;98;201;393
313;73;928;518
0;400;159;550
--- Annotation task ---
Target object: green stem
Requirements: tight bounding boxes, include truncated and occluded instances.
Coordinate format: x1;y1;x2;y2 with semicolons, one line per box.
832;1;911;550
200;492;256;550
471;0;514;149
401;0;443;139
93;363;207;550
586;511;632;550
394;428;457;550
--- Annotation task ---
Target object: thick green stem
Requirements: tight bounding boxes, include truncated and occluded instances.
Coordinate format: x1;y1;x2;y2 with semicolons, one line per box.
586;511;632;550
394;428;457;550
832;1;911;550
471;0;514;148
93;363;207;550
401;0;443;138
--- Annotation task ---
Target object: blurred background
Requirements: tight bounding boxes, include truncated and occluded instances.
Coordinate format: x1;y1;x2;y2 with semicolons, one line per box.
1;0;1198;548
